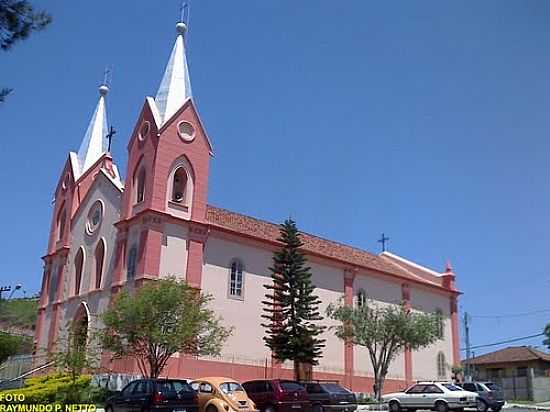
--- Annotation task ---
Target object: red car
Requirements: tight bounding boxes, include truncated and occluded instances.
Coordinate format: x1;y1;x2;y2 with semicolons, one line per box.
243;380;311;412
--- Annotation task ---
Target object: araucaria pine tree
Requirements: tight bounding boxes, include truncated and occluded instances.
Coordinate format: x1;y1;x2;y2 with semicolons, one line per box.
262;219;326;380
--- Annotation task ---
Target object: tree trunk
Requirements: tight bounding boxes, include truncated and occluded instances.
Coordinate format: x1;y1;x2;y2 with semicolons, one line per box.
294;361;313;381
374;374;386;402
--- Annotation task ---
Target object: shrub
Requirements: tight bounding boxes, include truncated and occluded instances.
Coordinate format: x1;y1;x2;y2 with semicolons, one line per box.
0;374;91;404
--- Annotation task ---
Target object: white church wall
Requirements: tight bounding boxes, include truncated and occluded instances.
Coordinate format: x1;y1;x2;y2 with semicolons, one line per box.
202;235;273;365
410;288;453;381
159;223;188;280
308;261;345;374
353;273;405;379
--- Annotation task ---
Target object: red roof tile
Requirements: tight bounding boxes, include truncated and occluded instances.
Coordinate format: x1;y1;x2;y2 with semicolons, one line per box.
206;205;452;291
467;346;550;365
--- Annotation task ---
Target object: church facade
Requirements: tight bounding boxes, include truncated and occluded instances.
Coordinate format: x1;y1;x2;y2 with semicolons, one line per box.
35;21;461;394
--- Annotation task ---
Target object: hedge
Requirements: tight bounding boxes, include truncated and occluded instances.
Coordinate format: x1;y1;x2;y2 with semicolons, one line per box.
0;374;92;404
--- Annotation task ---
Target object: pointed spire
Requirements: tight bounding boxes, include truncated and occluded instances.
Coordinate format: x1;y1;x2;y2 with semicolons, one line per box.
76;83;109;175
155;21;192;125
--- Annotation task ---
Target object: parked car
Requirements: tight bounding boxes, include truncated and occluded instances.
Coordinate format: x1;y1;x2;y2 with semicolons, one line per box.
105;378;199;412
243;379;311;412
382;382;478;412
302;381;356;412
458;382;505;412
191;377;259;412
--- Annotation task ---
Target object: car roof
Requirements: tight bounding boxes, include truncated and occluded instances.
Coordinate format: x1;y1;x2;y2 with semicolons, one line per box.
192;377;239;385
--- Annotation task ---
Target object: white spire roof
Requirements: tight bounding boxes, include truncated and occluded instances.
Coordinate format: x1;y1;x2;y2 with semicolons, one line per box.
76;85;109;175
155;22;192;125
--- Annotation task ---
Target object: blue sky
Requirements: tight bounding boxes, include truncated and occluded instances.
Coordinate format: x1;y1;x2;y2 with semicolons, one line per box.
2;0;550;356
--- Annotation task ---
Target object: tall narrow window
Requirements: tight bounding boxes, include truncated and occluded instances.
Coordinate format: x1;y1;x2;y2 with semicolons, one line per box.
74;248;84;295
136;168;146;204
435;309;444;339
171;167;188;203
127;245;137;279
356;289;367;307
437;352;446;379
229;259;244;298
94;240;105;289
57;208;66;241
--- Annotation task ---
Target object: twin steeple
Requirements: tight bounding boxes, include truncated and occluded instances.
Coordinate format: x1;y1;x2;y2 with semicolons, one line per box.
75;83;109;177
74;19;193;176
154;21;193;125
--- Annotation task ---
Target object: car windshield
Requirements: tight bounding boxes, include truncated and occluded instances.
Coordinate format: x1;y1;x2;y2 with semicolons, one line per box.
321;383;348;393
484;383;501;391
442;384;462;391
220;382;245;393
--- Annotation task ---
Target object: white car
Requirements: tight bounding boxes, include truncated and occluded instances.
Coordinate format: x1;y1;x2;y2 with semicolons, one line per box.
382;382;478;412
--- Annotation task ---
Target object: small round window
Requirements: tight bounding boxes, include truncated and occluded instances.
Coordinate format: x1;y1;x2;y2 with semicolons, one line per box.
86;201;103;234
138;121;151;141
177;121;195;142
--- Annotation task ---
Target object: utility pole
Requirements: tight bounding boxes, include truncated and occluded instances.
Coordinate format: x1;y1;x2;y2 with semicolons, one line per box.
464;312;472;381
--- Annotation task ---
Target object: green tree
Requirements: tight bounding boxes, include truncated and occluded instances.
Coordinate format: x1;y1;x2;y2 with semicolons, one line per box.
100;278;232;378
544;324;550;349
1;0;52;102
327;299;441;400
262;219;326;380
0;332;28;363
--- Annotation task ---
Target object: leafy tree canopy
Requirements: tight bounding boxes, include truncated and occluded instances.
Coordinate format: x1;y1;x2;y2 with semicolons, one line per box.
327;299;441;399
544;323;550;350
0;0;51;50
100;278;232;378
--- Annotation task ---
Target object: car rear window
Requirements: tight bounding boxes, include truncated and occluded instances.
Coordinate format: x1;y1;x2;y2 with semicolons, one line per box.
220;382;245;393
321;383;348;393
442;384;462;391
484;383;501;391
280;381;304;392
157;380;194;393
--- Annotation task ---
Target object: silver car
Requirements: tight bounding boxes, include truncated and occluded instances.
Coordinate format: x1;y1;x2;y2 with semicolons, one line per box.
382;382;478;412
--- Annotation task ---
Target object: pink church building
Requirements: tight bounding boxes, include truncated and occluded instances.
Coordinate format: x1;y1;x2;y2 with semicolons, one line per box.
35;20;461;394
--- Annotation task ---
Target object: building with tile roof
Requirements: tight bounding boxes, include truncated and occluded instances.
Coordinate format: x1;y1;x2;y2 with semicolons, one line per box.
35;18;461;394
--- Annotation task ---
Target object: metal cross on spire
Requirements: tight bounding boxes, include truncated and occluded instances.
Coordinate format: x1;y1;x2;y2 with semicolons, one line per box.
106;125;116;152
378;233;390;252
180;1;190;25
102;66;112;88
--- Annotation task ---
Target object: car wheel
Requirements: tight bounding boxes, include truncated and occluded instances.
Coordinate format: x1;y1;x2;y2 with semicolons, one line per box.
435;401;448;412
492;407;501;412
105;407;114;412
389;401;401;412
476;400;488;412
207;405;219;412
265;406;276;412
312;404;323;412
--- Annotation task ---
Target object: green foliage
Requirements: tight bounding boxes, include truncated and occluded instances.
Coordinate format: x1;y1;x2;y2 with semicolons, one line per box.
327;299;440;400
0;373;91;404
0;0;52;50
0;298;38;329
100;277;232;378
544;323;550;350
262;219;326;379
0;87;12;102
0;332;31;363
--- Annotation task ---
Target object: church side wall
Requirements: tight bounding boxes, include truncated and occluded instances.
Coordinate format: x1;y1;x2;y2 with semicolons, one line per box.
410;288;453;381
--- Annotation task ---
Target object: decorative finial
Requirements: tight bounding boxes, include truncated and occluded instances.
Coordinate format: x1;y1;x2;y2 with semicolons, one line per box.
99;84;109;96
176;21;187;35
445;260;453;273
99;66;111;96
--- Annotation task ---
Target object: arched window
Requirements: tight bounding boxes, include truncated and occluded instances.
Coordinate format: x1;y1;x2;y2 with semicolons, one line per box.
94;239;105;289
229;259;244;298
135;168;146;204
127;245;137;279
171;167;188;203
356;289;367;307
74;248;84;295
437;352;446;379
57;207;66;241
435;309;444;339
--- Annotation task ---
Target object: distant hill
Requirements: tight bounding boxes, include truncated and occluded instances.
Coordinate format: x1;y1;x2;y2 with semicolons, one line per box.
0;298;38;336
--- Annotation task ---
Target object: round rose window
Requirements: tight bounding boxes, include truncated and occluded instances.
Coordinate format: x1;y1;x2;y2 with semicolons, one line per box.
86;201;103;234
177;121;195;142
138;121;151;141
